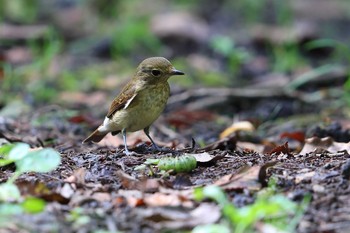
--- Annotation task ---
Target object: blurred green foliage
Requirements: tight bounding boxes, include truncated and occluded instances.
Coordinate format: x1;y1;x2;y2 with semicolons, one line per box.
210;35;251;76
111;17;161;58
193;179;310;233
0;143;61;222
272;43;306;73
231;0;293;25
0;0;349;108
0;0;38;23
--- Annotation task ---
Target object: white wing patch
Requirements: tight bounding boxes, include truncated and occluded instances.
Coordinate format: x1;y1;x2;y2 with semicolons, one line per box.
97;94;137;133
123;94;137;110
98;117;112;133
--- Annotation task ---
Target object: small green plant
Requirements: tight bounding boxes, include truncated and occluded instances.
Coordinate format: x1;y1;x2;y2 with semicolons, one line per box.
0;0;39;23
193;184;310;233
231;0;293;25
304;39;350;106
210;35;251;76
111;17;161;58
0;27;63;103
272;43;306;73
304;38;350;64
0;143;61;224
66;207;91;229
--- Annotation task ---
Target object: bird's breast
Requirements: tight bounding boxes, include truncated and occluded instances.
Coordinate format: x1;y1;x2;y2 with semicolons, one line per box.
110;82;170;132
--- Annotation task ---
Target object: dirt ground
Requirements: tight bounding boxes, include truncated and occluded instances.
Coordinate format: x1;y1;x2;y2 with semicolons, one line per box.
1;110;350;233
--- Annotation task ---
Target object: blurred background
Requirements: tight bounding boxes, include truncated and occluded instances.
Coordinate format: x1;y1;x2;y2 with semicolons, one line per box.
0;0;350;145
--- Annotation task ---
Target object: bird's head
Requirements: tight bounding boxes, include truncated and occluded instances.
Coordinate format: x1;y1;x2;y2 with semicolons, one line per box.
135;57;184;84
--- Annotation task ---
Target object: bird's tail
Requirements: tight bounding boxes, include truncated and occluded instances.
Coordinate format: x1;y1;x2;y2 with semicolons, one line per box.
82;128;108;143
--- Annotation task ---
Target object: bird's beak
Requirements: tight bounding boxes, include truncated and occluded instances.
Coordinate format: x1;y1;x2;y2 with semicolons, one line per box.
171;68;185;75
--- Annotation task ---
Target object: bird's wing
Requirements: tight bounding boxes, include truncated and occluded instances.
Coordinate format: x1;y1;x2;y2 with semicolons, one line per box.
106;82;137;118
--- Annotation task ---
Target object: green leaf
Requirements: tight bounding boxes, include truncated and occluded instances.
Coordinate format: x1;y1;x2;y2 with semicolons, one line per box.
0;143;30;167
304;38;339;50
0;158;14;167
194;186;228;205
16;148;61;173
0;183;21;201
202;186;228;205
21;197;46;213
0;143;16;156
8;143;30;160
210;36;234;56
0;203;23;216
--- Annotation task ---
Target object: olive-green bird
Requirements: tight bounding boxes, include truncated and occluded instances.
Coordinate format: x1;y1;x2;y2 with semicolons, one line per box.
82;57;184;155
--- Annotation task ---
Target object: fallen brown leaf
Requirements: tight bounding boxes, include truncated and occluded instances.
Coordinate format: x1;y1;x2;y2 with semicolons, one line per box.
143;192;193;208
116;170;160;193
280;131;305;143
201;134;236;151
267;142;291;156
136;203;220;230
299;137;350;155
15;180;70;204
214;162;278;191
220;121;255;139
64;167;86;186
190;152;225;166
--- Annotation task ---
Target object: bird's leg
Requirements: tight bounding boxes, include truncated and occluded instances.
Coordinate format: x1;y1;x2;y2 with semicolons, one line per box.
122;129;133;156
143;126;161;151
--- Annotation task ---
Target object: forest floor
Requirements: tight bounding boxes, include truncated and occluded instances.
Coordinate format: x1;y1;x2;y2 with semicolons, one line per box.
1;1;350;232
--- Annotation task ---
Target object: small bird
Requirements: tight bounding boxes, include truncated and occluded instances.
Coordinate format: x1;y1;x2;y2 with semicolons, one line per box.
82;57;184;155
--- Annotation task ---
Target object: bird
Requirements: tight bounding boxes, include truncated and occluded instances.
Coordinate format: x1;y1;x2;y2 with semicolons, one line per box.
82;57;184;155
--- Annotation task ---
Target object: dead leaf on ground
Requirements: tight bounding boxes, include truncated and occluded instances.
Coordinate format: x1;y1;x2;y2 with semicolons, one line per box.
171;175;193;189
136;203;220;230
214;162;278;191
15;179;70;204
143;192;194;208
91;192;112;202
220;121;255;139
69;190;111;207
267;142;291;156
299;137;350;155
64;167;86;187
236;141;265;154
280;131;305;143
201;134;236;151
116;170;160;193
190;152;225;166
117;190;145;207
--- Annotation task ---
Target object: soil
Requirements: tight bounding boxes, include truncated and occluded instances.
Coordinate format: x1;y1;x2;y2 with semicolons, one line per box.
1;112;350;233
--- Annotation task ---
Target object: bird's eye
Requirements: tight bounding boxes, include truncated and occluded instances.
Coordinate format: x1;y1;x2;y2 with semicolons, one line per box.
151;69;161;76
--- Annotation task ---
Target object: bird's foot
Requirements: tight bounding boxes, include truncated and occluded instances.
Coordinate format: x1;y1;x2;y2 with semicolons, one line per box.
123;148;138;156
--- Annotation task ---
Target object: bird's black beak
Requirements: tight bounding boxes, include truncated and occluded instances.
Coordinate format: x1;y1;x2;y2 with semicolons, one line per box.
171;68;185;75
